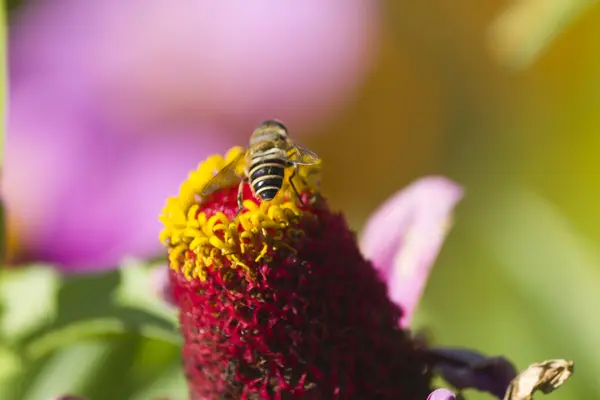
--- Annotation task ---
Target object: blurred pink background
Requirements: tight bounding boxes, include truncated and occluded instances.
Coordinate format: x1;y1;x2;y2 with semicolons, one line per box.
6;0;380;270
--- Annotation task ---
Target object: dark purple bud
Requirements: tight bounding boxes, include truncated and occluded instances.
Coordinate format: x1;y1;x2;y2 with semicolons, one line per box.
429;347;517;398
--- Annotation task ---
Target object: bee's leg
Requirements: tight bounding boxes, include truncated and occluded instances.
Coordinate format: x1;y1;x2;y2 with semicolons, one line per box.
289;164;306;206
235;177;249;218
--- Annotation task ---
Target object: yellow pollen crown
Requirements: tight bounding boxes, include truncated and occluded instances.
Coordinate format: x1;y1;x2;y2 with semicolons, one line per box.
159;146;321;281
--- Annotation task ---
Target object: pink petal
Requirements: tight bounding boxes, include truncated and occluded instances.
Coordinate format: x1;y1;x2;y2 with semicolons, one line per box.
49;396;87;400
427;388;456;400
359;176;463;327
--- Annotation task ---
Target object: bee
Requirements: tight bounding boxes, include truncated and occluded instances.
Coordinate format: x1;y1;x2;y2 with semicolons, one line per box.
201;120;321;215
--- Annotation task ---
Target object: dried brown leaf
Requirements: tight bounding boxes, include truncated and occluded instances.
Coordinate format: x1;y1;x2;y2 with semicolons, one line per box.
503;359;574;400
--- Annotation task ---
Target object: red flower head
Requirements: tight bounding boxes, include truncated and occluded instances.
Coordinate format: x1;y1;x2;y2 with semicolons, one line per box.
159;147;433;399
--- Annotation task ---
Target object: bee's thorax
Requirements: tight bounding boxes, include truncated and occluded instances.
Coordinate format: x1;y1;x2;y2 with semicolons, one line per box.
249;120;289;148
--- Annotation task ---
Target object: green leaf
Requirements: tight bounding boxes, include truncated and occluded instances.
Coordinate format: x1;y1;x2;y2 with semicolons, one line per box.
24;309;178;360
127;338;187;400
114;258;176;323
0;261;179;360
480;186;600;393
0;266;60;342
0;260;185;400
21;339;118;400
0;344;23;383
9;335;185;400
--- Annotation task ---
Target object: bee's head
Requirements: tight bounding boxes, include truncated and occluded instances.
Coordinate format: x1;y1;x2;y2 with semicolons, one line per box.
249;119;289;146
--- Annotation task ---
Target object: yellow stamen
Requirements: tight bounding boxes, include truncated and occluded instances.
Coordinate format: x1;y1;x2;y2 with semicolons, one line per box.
159;146;321;281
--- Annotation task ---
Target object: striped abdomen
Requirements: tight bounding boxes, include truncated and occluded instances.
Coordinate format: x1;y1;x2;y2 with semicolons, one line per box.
248;151;287;201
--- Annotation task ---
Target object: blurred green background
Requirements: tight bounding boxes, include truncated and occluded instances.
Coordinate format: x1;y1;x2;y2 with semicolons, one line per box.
2;0;600;399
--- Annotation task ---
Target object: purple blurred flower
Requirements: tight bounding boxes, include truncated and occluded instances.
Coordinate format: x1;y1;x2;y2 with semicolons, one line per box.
10;0;380;133
5;112;237;271
7;1;380;271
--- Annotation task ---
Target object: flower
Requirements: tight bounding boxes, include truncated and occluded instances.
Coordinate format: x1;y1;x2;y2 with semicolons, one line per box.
159;146;575;399
7;0;379;271
160;147;433;399
10;0;379;133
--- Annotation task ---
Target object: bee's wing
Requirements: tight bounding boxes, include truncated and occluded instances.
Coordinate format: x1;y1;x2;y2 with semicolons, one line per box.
288;144;321;166
200;152;246;197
